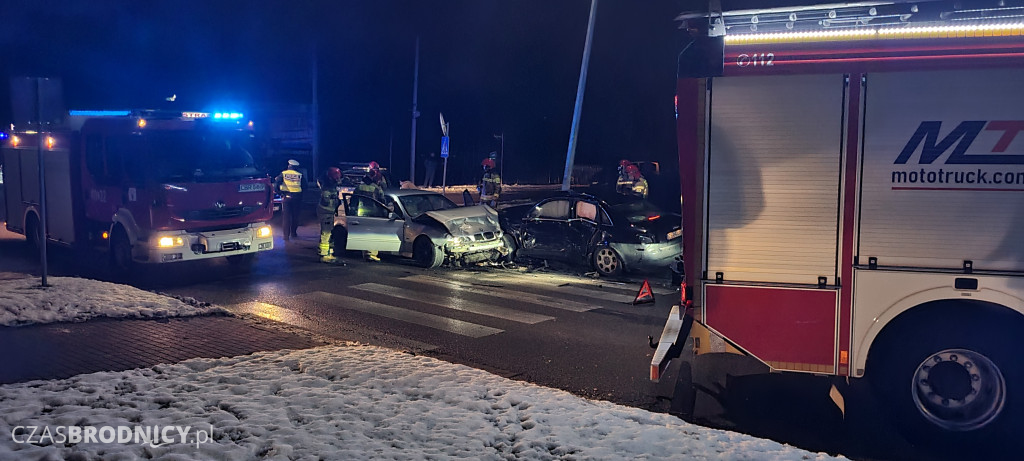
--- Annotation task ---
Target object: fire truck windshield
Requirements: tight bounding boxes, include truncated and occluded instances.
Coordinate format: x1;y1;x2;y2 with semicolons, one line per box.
150;131;260;182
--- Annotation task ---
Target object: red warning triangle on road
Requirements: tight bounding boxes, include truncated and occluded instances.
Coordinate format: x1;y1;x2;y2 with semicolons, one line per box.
633;280;655;305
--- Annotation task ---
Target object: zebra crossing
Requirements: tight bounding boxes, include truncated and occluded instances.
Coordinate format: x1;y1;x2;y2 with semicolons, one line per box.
226;271;675;340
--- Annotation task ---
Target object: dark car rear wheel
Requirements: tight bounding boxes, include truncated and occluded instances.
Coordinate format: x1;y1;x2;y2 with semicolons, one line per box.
592;246;624;276
414;236;444;268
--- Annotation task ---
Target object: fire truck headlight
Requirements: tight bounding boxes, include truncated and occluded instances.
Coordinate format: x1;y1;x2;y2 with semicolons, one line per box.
257;226;272;238
158;236;184;248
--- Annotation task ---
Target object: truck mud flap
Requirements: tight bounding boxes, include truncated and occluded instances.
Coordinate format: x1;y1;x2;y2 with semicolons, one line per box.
649;303;694;382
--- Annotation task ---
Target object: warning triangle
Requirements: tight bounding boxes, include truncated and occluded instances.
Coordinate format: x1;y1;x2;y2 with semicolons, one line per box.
633;280;655;305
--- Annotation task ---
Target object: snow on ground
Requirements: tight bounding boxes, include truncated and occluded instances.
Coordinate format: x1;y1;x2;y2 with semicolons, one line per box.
0;344;846;460
0;276;224;326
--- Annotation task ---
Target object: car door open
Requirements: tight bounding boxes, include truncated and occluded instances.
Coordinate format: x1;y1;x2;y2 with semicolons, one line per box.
342;194;404;252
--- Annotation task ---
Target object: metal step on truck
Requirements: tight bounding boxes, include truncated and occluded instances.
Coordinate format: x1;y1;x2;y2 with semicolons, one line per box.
650;0;1024;453
2;109;275;274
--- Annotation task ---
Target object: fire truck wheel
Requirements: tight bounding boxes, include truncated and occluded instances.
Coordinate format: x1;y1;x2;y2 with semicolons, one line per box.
592;246;624;276
869;308;1023;452
110;229;135;276
414;236;443;268
24;213;42;250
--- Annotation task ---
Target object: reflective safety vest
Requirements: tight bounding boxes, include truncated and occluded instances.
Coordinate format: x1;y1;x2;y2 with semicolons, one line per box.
279;169;303;193
355;183;383;202
318;179;342;214
631;178;649;199
480;172;501;198
616;173;632;194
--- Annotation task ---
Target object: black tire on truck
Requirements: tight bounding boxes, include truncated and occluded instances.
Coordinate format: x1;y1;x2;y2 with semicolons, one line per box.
110;227;135;277
24;212;42;251
867;301;1024;455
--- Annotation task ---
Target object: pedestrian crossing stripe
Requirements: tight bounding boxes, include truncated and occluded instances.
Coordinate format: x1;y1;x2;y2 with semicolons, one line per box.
405;275;595;313
302;291;504;338
349;282;555;324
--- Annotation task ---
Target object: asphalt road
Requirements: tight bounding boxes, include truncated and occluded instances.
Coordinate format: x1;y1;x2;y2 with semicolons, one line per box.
0;188;975;461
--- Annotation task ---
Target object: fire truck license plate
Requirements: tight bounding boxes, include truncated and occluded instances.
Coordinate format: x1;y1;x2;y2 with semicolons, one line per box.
239;183;266;192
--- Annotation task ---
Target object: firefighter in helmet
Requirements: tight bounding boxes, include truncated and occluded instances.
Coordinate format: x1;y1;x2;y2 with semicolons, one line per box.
274;159;304;241
625;164;648;199
479;157;501;208
317;167;345;264
616;159;634;195
369;161;389;190
354;174;385;261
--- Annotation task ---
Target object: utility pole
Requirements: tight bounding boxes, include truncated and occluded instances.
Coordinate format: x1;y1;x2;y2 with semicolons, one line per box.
495;132;504;183
35;79;48;287
561;0;598;191
311;43;320;178
410;37;421;184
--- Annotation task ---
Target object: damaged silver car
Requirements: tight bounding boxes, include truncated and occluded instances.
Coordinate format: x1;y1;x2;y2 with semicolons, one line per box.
336;189;510;268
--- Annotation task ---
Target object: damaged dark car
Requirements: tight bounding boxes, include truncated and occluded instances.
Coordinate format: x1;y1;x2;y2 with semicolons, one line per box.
499;193;681;276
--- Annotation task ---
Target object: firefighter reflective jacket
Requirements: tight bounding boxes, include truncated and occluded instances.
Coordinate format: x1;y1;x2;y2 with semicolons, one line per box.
480;172;501;199
355;182;384;203
318;176;342;214
277;169;303;193
631;178;649;199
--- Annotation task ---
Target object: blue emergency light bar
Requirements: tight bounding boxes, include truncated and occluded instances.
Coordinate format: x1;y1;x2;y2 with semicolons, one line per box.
212;112;244;120
68;110;132;117
0;132;8;140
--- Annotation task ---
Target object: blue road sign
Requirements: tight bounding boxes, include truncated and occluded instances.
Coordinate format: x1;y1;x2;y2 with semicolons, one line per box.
441;136;449;159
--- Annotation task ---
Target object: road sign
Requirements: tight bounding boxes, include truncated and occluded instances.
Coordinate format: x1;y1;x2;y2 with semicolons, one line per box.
440;136;449;159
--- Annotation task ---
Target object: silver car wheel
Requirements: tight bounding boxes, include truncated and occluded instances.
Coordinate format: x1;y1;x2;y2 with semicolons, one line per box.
593;247;622;276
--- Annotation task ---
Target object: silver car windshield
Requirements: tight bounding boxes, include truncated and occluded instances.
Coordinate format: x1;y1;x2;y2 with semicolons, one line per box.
399;194;458;218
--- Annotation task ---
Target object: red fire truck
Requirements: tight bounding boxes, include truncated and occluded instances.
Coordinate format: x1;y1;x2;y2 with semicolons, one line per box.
651;0;1024;449
2;109;274;272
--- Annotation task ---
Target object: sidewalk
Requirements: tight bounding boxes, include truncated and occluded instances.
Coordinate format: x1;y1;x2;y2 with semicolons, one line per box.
0;314;325;385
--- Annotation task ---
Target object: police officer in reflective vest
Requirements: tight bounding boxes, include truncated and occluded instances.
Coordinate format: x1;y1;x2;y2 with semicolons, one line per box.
275;159;304;240
317;167;345;264
479;158;501;208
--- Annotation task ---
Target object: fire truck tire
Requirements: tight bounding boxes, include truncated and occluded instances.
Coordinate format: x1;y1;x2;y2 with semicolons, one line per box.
868;308;1023;452
592;246;624;276
24;213;42;250
110;228;135;276
414;236;443;268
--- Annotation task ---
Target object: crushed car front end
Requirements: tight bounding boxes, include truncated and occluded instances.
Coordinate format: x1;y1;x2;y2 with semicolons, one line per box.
420;206;510;265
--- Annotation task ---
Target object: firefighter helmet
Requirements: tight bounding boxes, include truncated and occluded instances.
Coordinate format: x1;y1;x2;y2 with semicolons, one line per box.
626;164;641;180
368;161;380;171
619;159;632;169
288;159;300;167
327;167;341;181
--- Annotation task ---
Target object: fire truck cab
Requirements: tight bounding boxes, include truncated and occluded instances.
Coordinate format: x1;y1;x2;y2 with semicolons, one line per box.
2;109;274;272
651;0;1024;451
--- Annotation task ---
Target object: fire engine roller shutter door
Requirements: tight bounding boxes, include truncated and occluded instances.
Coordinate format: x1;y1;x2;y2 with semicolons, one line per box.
860;69;1024;272
707;74;843;284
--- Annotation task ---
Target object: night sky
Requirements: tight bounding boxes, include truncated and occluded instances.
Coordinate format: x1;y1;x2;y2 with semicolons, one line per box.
1;1;701;186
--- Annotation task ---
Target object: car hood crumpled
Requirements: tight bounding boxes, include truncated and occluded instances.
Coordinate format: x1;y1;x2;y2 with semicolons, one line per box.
423;205;502;237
